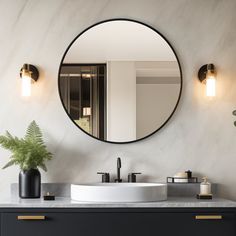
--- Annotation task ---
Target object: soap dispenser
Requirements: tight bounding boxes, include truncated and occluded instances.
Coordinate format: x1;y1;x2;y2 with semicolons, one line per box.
200;177;211;195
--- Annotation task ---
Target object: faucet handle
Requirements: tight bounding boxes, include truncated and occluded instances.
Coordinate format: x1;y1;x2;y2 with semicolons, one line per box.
97;172;110;183
128;173;141;183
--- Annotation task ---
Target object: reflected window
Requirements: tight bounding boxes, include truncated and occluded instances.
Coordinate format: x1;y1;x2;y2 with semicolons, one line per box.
60;64;107;139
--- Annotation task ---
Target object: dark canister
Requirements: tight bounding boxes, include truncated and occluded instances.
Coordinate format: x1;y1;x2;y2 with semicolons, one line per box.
19;168;41;198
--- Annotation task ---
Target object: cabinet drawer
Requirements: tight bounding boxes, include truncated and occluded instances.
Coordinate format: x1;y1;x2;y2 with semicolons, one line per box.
1;212;235;236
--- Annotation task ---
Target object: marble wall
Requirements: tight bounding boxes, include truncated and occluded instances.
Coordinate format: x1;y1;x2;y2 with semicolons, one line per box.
0;0;236;200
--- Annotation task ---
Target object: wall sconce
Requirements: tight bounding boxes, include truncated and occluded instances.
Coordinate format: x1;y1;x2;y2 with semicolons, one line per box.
198;63;216;97
20;64;39;97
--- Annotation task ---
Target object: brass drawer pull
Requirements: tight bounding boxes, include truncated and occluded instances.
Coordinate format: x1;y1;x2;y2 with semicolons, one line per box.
195;215;222;220
17;215;46;220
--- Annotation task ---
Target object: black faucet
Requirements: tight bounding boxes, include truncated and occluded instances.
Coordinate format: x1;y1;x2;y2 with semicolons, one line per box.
97;157;142;183
115;157;122;182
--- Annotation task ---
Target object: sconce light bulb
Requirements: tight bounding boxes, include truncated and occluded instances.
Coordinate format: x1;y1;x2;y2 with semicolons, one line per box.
21;70;32;97
206;74;216;97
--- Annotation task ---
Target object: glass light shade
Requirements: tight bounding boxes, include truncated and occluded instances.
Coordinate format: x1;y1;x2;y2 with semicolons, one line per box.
206;72;216;97
21;70;32;97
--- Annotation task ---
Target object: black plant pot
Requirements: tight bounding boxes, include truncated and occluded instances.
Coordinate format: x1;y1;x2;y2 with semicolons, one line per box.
19;168;41;198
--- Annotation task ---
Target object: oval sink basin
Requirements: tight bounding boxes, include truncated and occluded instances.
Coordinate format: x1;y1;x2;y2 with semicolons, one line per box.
71;183;167;202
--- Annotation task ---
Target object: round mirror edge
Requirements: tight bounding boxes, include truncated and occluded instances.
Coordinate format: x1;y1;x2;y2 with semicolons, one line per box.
57;18;183;145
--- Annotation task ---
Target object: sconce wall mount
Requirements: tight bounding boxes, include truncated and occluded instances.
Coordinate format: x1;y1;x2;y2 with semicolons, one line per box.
20;64;39;82
198;63;215;83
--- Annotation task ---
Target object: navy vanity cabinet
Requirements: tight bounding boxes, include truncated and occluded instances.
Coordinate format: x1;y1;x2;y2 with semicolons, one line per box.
0;209;236;236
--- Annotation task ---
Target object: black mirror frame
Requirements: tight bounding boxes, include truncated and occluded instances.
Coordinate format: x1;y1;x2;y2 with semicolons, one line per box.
58;18;183;144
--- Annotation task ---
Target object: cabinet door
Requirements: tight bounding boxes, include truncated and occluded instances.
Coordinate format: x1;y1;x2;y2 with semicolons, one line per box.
191;213;236;236
1;212;235;236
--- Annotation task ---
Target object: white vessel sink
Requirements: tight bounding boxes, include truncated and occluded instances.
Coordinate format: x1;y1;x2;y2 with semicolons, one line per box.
71;183;167;202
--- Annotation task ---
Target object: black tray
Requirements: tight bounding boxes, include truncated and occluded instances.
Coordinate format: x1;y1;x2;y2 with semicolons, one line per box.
167;177;198;183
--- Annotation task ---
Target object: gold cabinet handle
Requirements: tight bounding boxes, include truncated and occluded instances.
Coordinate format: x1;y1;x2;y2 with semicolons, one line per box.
17;215;46;220
195;215;222;220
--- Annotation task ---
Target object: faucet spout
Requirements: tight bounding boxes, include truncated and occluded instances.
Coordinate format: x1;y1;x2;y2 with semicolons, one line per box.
115;157;122;182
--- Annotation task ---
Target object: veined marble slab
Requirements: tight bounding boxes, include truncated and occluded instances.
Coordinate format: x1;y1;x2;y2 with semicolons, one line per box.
1;0;236;202
0;197;235;208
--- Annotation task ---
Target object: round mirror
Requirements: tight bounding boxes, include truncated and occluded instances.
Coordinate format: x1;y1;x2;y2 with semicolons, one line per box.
58;19;182;143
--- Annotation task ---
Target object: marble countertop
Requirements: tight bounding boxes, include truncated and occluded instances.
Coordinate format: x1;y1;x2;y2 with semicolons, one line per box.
0;197;235;208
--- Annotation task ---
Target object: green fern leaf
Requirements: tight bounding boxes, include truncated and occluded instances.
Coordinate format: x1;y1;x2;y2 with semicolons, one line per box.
39;163;47;172
25;120;43;145
0;121;53;172
2;159;16;169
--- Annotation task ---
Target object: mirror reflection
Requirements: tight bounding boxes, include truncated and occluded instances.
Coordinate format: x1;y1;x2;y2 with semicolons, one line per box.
59;20;182;143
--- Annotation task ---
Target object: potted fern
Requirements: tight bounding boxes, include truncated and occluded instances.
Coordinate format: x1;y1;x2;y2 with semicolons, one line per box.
0;121;52;198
